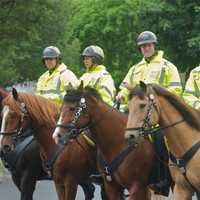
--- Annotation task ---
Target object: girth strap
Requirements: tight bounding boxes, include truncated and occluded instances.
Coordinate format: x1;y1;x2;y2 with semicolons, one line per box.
170;140;200;171
45;144;65;171
45;129;78;171
170;140;200;193
99;144;134;182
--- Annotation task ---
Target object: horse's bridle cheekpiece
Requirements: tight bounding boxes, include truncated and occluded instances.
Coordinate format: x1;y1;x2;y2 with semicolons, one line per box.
0;102;29;138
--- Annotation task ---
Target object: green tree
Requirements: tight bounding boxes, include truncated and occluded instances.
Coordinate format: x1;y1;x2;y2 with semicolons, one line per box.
138;0;200;74
68;0;141;86
0;0;77;86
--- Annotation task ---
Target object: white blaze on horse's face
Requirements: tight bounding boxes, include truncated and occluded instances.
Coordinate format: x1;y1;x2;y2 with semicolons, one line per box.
0;106;10;149
52;113;63;144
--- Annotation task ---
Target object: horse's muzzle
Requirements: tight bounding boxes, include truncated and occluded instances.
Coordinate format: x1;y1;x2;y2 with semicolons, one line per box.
52;133;62;144
125;130;145;146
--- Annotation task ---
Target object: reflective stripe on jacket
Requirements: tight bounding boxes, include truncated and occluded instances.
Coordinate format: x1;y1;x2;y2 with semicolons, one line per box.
80;65;116;106
36;63;80;104
118;51;182;104
183;66;200;109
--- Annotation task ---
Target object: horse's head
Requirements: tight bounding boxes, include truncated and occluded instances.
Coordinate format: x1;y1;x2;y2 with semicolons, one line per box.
0;88;31;153
125;81;160;145
52;87;100;144
0;87;9;112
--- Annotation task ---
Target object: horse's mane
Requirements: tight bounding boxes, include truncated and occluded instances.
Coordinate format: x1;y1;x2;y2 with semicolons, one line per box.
64;87;101;102
130;84;200;131
3;93;60;128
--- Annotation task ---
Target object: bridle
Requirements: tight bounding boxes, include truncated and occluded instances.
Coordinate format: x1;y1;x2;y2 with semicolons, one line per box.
56;97;88;131
125;92;185;140
0;102;30;139
55;96;117;139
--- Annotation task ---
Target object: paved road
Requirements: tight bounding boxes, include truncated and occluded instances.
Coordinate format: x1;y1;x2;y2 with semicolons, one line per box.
0;179;101;200
0;179;198;200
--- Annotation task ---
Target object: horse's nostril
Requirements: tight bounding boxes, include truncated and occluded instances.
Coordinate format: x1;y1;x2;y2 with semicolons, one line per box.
129;134;135;139
3;145;11;153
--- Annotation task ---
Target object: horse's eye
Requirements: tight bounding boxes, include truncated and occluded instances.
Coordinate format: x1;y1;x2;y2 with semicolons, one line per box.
69;107;76;112
140;104;146;109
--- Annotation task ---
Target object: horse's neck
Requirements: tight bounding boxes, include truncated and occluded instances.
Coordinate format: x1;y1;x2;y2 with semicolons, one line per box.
26;101;57;157
159;97;200;157
89;101;127;159
33;125;57;157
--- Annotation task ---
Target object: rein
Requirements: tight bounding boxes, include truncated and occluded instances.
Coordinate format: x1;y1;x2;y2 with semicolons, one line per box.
126;119;185;136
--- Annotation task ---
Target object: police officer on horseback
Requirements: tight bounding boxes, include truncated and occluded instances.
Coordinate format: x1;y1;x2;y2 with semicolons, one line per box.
116;31;183;195
80;45;116;106
116;31;182;108
36;46;80;104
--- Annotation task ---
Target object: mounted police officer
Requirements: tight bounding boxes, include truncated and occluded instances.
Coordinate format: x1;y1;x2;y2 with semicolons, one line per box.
116;31;182;195
80;45;116;106
36;46;79;104
116;31;182;107
183;66;200;109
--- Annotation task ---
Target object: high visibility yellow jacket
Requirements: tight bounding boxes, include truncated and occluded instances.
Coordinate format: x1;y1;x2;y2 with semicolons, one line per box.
80;65;116;106
36;63;80;104
118;51;182;104
182;66;200;109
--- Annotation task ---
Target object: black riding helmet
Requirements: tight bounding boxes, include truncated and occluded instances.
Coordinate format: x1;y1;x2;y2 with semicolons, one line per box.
81;45;104;65
137;31;158;46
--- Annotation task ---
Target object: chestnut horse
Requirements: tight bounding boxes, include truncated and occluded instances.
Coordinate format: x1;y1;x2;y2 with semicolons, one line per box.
125;81;200;199
0;87;49;200
0;89;101;200
52;87;171;200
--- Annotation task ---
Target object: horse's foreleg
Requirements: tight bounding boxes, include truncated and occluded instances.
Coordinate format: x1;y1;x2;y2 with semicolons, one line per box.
11;173;21;191
54;181;65;200
128;184;150;200
63;175;77;200
103;180;124;200
172;183;193;200
20;170;37;200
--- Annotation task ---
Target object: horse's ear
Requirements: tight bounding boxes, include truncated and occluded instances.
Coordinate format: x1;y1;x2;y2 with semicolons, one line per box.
78;80;84;90
12;88;18;101
140;81;147;93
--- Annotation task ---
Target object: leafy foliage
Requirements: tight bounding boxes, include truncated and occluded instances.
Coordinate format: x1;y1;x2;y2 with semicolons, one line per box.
1;0;200;87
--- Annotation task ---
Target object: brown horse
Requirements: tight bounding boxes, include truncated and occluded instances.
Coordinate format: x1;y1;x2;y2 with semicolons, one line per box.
125;81;200;199
0;88;50;200
52;87;171;200
0;89;101;200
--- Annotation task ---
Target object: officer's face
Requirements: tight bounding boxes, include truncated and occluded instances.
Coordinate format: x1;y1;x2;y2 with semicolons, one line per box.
44;58;57;70
140;43;155;58
83;56;93;68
